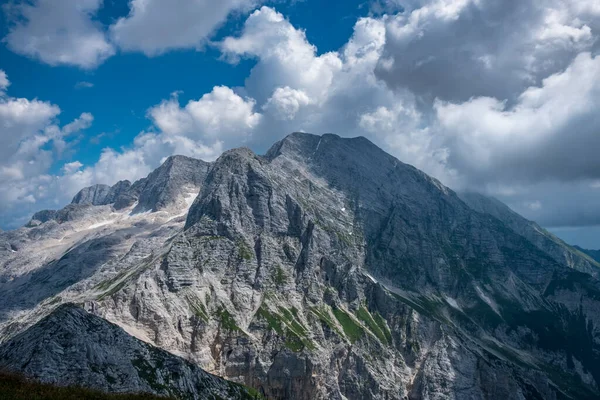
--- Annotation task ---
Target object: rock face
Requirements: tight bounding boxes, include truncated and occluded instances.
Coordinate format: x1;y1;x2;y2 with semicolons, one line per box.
0;304;258;399
129;155;210;214
459;191;600;277
72;181;133;206
1;132;600;400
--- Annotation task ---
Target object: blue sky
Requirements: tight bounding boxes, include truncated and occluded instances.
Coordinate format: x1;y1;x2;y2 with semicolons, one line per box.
1;0;600;249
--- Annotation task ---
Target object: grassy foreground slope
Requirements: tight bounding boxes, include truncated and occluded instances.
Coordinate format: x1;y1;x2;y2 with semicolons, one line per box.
0;370;171;400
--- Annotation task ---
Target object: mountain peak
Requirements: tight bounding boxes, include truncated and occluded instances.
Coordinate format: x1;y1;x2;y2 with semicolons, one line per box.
130;155;210;213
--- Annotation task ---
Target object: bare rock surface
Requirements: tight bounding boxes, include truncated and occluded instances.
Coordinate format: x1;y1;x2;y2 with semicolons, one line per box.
0;304;258;399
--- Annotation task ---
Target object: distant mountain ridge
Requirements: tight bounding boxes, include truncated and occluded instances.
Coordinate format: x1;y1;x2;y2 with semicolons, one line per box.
0;132;599;399
575;245;600;263
28;155;210;228
459;191;600;276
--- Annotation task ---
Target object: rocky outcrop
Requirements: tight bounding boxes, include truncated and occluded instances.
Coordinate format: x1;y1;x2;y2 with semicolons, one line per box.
72;181;133;206
130;155;210;213
0;304;258;399
71;184;112;205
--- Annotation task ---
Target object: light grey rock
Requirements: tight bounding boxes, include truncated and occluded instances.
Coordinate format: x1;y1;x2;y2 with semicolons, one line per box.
71;184;112;205
72;181;133;206
0;304;258;399
130;155;210;214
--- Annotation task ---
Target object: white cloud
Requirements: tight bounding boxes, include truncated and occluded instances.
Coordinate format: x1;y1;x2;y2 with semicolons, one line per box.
75;81;94;89
3;0;115;69
62;112;94;135
435;52;600;185
3;0;258;67
218;8;424;158
221;6;343;104
262;87;312;120
150;87;261;139
0;98;61;162
110;0;257;56
377;0;599;101
0;70;9;92
62;161;83;175
43;85;261;214
0;74;95;227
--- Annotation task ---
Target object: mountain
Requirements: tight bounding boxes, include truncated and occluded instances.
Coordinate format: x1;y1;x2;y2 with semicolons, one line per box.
0;304;259;399
1;132;599;399
574;246;600;263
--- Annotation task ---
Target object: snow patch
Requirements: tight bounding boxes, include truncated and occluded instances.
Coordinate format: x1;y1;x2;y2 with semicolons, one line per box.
444;296;461;311
86;219;118;230
475;286;501;315
364;271;378;284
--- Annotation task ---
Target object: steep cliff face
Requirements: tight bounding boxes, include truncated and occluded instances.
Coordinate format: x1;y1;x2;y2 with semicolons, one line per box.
1;133;599;400
0;304;258;399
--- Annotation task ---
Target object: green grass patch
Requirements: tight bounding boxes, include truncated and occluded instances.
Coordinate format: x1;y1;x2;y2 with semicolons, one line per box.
185;295;209;322
257;305;284;335
332;307;364;343
357;307;390;344
217;308;242;333
256;304;315;352
310;306;344;337
272;265;287;286
237;241;253;261
373;312;393;343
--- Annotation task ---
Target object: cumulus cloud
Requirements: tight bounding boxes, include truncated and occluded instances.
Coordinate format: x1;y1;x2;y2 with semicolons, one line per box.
221;6;343;104
149;87;261;141
110;0;258;56
220;7;427;164
2;0;115;69
376;0;599;102
435;52;600;186
0;71;95;227
2;0;259;67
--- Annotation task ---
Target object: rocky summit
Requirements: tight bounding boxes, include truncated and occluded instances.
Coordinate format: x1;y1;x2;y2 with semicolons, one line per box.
1;132;599;400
